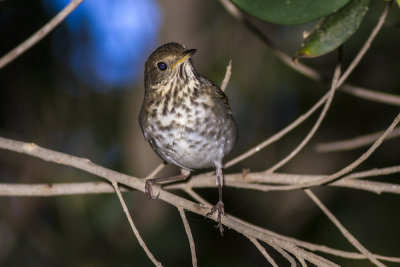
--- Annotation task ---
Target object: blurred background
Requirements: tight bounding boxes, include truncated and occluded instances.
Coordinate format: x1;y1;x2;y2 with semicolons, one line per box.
0;0;399;266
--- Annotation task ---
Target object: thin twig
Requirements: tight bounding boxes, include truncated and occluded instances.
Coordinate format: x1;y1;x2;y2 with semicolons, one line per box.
0;0;84;69
304;189;384;267
178;207;198;267
341;84;400;107
112;182;162;267
299;258;308;267
344;165;400;180
146;162;166;179
194;178;400;195
269;242;297;267
316;126;400;152
184;188;209;206
0;181;117;196
262;113;400;190
249;238;278;267
221;60;232;92
267;60;341;173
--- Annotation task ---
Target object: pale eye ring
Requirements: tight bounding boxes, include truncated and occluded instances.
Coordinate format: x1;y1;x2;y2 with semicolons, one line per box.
157;62;167;71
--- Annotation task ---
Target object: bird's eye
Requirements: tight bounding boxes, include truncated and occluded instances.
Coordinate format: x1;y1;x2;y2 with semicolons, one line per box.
157;62;167;71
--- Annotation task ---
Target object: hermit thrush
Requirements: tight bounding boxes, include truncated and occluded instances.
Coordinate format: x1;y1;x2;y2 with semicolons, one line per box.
139;42;238;234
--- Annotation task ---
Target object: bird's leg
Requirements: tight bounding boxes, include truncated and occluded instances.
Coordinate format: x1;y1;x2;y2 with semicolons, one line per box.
145;169;190;200
206;164;225;236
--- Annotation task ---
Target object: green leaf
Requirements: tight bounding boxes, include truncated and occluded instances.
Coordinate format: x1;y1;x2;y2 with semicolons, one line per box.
294;0;371;60
230;0;350;25
396;0;400;8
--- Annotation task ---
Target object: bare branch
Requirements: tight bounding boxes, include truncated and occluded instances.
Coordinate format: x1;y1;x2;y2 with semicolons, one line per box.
341;84;400;107
146;162;167;179
316;126;400;153
221;60;232;92
264;112;400;190
184;188;209;206
267;61;341;172
269;242;297;267
219;176;400;195
112;182;162;267
304;189;384;267
344;165;400;180
0;181;116;196
299;258;308;267
0;137;142;187
178;207;197;267
0;0;84;69
2;164;400;197
249;238;278;267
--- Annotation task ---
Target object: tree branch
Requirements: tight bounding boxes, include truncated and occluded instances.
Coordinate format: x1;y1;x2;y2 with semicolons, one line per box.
305;189;384;266
260;112;400;190
0;0;84;69
112;182;162;266
249;238;278;267
341;84;400;107
178;207;197;267
146;162;166;179
316;126;400;153
221;60;232;92
2;164;400;197
269;242;297;266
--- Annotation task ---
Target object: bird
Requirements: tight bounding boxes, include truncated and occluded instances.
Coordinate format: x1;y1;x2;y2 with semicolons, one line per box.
139;42;238;234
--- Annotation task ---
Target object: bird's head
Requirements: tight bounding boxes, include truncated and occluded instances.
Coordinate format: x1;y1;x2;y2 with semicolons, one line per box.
144;42;197;90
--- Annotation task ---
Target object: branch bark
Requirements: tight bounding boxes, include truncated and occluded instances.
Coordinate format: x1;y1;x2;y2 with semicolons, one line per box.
316;126;400;152
2;165;400;197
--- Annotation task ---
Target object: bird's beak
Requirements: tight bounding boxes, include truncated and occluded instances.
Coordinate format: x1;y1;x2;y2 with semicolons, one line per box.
171;49;197;69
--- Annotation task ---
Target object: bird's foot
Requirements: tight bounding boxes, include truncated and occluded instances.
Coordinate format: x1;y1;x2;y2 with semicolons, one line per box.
206;200;225;236
145;180;160;200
